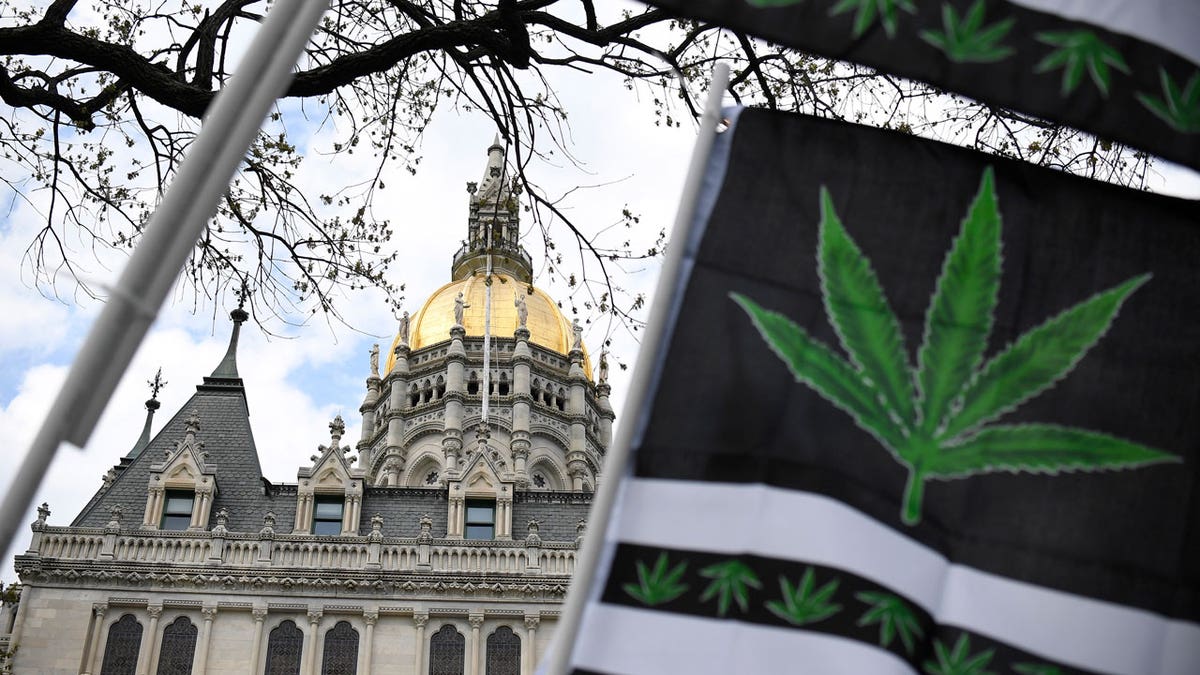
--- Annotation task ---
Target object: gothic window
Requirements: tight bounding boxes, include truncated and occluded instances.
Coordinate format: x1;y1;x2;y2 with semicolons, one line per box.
99;614;142;675
532;472;546;488
312;495;345;536
410;384;420;408
429;625;465;675
464;499;496;540
264;620;304;675
155;616;197;675
425;470;440;486
498;373;510;396
485;626;521;675
160;490;194;530
436;376;446;399
320;621;359;675
556;388;566;412
467;372;480;396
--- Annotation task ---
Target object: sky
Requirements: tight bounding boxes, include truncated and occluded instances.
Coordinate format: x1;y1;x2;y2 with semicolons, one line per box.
2;3;1199;584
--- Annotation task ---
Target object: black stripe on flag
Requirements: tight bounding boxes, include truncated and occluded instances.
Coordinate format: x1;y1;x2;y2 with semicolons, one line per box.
645;0;1200;170
599;542;1099;674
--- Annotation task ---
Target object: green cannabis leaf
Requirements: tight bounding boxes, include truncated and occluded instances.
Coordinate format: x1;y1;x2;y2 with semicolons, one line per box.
830;0;916;38
924;634;995;675
1035;30;1130;97
623;553;689;606
732;167;1179;525
920;0;1014;63
1013;664;1063;675
699;559;763;616
765;567;842;625
1136;69;1200;132
856;591;924;654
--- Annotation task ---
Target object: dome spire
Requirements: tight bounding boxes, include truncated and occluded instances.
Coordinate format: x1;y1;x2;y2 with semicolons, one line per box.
454;134;533;282
125;368;165;459
208;286;248;382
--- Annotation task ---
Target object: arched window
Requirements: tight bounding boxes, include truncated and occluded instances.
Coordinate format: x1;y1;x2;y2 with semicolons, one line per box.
429;624;465;675
467;372;480;396
486;626;521;675
155;616;197;675
498;373;510;396
100;614;142;675
321;620;359;675
264;620;304;675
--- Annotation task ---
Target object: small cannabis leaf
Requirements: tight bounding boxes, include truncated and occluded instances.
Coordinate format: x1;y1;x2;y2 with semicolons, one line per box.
830;0;916;38
1013;664;1063;675
623;553;689;606
856;591;924;654
924;634;995;675
699;559;763;616
765;567;842;625
921;0;1014;63
1136;69;1200;132
1035;30;1130;97
733;167;1179;525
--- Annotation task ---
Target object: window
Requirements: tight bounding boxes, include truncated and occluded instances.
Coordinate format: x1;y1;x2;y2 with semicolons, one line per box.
429;625;465;675
265;620;303;675
100;614;142;675
320;621;359;675
312;496;345;536
464;499;495;540
160;491;194;531
485;626;521;675
155;617;197;675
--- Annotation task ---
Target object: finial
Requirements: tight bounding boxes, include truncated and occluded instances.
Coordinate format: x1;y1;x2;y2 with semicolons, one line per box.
329;415;346;444
232;281;249;323
148;368;167;402
185;410;201;437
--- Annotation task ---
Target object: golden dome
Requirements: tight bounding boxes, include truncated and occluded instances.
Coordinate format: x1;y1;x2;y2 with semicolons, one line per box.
386;273;592;378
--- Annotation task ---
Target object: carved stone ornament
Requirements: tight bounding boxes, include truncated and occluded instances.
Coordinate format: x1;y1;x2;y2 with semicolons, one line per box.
413;612;429;628
418;513;433;544
363;611;379;627
215;507;229;527
524;615;540;631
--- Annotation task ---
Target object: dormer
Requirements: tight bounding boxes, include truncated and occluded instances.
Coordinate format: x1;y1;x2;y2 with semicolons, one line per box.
446;426;515;540
142;411;218;530
294;416;367;535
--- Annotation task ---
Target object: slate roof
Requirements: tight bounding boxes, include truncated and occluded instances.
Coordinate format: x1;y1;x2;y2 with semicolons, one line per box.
71;378;592;542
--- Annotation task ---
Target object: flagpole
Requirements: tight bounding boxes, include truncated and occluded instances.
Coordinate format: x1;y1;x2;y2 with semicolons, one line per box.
543;63;730;675
0;0;329;560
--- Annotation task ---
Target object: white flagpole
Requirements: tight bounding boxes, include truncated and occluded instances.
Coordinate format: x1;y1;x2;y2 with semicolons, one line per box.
0;0;329;559
543;63;730;675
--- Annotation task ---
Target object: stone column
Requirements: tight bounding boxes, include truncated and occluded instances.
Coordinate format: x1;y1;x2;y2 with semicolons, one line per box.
468;614;484;675
143;487;164;528
382;345;411;479
136;604;162;675
84;603;108;675
442;326;467;482
303;609;322;675
596;381;614;450
248;608;267;675
412;613;428;675
360;610;378;675
511;328;532;487
193;606;216;673
523;615;540;675
566;350;589;492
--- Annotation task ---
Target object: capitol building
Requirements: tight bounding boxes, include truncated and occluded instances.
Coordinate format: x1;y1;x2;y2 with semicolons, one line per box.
0;138;613;675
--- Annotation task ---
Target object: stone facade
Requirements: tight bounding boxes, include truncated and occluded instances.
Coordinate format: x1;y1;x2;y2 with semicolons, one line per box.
2;140;612;675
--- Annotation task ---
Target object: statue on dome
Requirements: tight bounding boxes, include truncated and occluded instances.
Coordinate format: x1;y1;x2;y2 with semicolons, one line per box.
454;292;470;325
398;310;410;346
369;343;379;376
514;291;528;329
598;350;609;383
571;319;583;351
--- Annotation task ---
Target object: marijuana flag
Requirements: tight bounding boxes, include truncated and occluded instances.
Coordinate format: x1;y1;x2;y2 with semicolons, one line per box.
645;0;1200;171
564;108;1200;674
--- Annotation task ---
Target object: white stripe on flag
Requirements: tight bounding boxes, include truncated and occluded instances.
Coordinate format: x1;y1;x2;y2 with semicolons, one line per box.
611;478;1200;675
1009;0;1199;63
575;602;915;675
